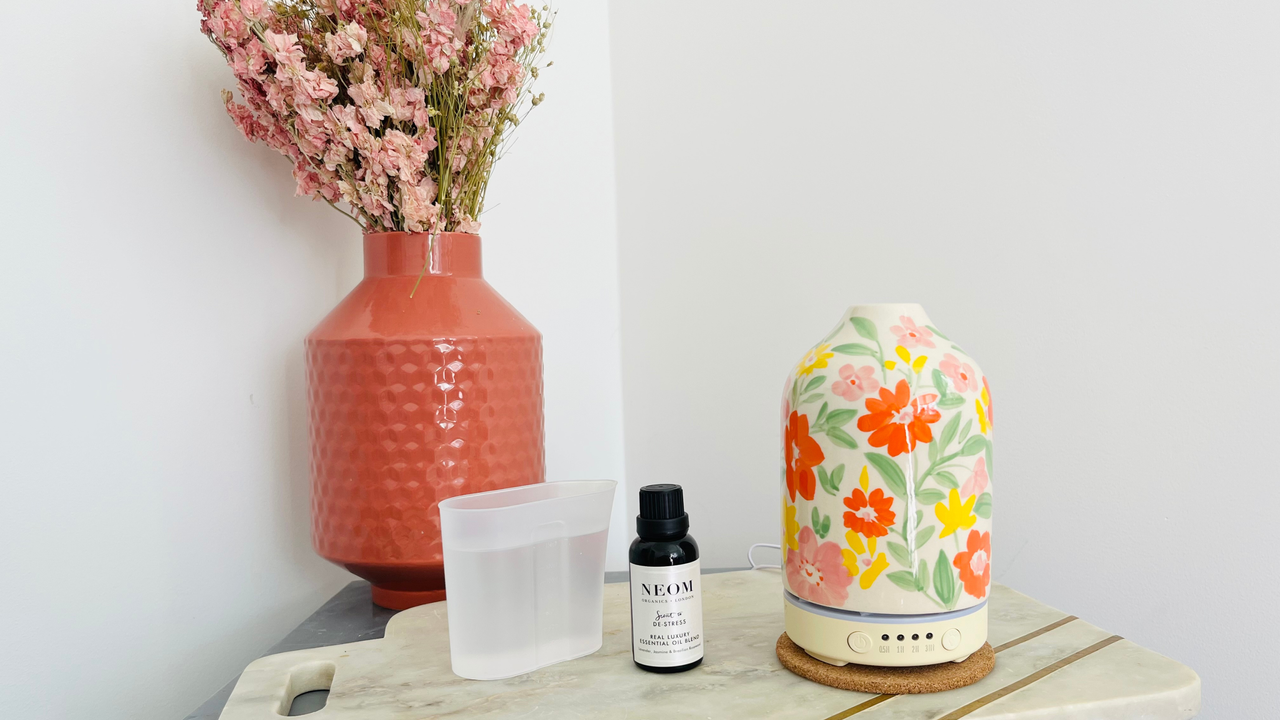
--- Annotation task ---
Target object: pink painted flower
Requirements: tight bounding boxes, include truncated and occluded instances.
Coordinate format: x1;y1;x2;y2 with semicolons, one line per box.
785;526;853;606
831;364;880;402
961;457;988;497
939;353;977;393
890;316;935;349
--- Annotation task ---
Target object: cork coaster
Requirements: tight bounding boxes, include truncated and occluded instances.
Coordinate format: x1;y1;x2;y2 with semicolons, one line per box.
776;633;995;694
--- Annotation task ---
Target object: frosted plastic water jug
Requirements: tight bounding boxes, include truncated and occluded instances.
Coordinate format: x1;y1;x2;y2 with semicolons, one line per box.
439;479;617;680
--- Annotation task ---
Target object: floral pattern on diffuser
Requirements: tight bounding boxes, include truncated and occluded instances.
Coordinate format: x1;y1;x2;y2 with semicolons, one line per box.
781;304;993;614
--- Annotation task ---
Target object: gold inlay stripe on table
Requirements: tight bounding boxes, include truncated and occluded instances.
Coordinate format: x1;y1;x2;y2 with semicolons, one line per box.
822;614;1081;720
935;635;1124;720
991;615;1078;653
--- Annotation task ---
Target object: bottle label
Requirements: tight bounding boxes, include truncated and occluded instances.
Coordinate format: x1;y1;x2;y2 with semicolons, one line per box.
629;560;704;667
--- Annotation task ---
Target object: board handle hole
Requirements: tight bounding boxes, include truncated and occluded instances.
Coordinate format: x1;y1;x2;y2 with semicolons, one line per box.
278;661;335;717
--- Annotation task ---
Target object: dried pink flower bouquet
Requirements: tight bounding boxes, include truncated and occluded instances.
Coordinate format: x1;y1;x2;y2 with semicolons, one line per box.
199;0;551;233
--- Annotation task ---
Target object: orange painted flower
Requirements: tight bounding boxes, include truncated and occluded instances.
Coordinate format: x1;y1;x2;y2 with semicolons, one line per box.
953;530;991;599
843;487;896;538
856;380;941;456
785;410;825;502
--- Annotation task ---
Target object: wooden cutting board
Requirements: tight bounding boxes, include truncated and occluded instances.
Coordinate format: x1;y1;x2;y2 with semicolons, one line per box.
219;570;1199;719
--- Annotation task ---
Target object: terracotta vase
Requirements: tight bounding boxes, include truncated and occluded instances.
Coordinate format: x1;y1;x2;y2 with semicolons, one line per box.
306;231;545;609
782;304;993;615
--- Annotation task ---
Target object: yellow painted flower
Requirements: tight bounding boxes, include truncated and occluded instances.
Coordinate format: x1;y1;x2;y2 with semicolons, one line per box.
884;360;897;370
842;530;890;589
895;345;912;363
783;501;800;558
977;378;993;434
935;488;977;538
845;529;867;555
797;344;834;377
911;355;928;373
860;552;890;590
841;549;861;577
858;465;869;493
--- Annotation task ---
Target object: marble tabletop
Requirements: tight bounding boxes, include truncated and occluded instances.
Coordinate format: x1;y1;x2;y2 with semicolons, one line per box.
207;569;1199;720
186;570;674;718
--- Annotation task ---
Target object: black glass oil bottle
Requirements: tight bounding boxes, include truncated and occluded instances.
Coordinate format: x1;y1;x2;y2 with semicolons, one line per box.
628;484;704;673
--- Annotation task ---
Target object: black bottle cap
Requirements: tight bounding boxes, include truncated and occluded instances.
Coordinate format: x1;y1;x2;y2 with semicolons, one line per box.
637;484;689;539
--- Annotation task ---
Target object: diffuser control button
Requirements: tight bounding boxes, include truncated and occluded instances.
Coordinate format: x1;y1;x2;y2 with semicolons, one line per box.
848;632;873;654
942;629;962;651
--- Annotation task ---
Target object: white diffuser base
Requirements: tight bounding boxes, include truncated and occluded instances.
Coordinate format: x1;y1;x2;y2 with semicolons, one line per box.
784;591;988;667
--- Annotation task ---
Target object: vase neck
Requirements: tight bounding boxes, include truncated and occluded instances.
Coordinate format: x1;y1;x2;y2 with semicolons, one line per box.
363;232;482;278
844;303;933;329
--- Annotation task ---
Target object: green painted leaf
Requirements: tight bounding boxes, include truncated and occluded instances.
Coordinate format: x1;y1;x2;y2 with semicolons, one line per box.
985;438;995;483
958;419;973;443
820;515;832;537
801;392;824;405
928;434;941;464
934;550;956;606
811;506;820;530
818;464;845;496
825;409;859;428
937;394;966;409
886;571;918;591
887;541;912;568
916;558;931;594
974;492;993;519
815;401;829;426
826;427;860;450
960;435;987;457
916;488;946;505
865;453;907;497
916;509;924;528
850;317;879;343
939;414;961;453
932;369;949;396
915;525;936;547
926;325;951;341
803;375;826;393
831;343;878;357
934;470;959;490
951;343;967;354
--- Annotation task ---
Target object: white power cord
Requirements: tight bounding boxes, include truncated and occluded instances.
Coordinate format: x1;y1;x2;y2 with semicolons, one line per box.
748;542;782;570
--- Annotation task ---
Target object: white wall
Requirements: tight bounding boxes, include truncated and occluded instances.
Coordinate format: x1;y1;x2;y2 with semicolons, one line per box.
478;1;630;572
0;1;624;719
608;2;1277;718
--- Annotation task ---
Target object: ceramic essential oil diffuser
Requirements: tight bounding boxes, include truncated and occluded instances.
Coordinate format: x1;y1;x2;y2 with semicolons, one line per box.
781;304;993;667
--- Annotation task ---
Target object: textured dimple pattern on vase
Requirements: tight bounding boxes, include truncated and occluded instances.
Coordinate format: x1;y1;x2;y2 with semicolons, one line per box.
307;334;545;563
